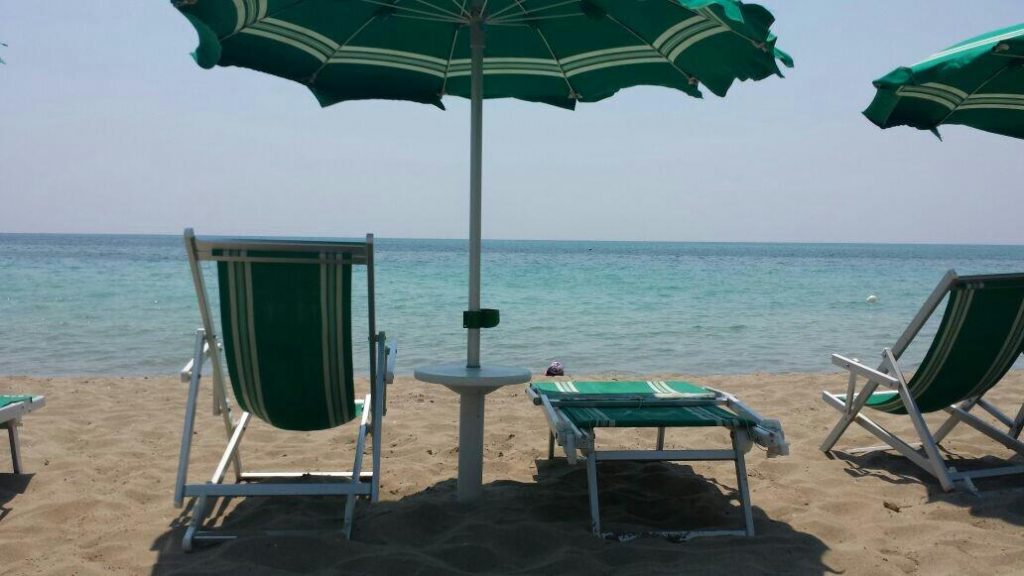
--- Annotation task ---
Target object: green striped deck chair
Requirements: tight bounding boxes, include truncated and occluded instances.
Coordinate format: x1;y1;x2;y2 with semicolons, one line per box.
528;380;788;539
822;270;1024;491
1;394;46;474
175;229;395;551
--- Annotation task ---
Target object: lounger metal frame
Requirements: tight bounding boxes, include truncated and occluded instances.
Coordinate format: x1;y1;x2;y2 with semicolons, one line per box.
1;396;46;474
528;385;787;539
821;270;1024;491
175;230;394;550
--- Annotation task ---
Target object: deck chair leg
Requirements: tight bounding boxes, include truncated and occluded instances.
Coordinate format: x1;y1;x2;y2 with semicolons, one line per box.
821;372;881;452
343;394;372;539
732;431;754;536
547;432;555;460
586;449;601;536
7;421;22;474
183;495;212;552
656;427;665;451
892;360;956;492
175;331;206;508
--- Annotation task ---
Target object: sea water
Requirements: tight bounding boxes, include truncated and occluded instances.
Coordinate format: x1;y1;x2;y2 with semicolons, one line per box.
1;234;1022;377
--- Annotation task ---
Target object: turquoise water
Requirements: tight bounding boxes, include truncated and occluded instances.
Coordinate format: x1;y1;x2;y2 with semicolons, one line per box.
1;234;1023;376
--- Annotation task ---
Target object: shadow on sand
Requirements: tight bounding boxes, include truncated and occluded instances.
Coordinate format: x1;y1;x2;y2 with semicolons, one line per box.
150;460;834;575
828;447;1024;527
0;472;33;525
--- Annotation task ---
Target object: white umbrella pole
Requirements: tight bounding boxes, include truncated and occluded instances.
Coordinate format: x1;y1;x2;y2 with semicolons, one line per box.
467;13;484;369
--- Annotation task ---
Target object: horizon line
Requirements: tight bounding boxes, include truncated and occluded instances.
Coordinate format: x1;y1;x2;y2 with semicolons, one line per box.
1;231;1022;248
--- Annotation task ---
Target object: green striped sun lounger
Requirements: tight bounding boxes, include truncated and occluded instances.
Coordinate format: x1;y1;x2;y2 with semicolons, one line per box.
175;229;395;551
822;270;1024;492
528;380;788;539
1;394;46;474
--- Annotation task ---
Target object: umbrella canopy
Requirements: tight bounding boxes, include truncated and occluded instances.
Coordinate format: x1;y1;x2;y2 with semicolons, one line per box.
864;23;1024;139
173;0;791;368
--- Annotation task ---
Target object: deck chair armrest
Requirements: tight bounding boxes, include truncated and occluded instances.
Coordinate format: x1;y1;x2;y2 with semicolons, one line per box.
180;335;214;383
831;354;899;388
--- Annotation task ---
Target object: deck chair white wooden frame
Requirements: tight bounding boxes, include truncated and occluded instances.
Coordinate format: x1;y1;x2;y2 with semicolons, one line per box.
821;270;1024;492
175;229;395;550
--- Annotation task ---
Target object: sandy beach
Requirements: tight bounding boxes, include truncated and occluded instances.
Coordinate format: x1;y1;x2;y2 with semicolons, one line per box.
1;371;1022;575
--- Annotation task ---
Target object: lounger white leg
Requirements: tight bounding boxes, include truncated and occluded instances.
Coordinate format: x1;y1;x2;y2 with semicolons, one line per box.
732;431;754;536
7;420;22;474
586;448;601;536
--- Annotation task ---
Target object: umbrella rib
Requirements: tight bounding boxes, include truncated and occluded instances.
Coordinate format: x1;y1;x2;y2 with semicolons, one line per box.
505;0;579;99
395;13;468;23
490;13;586;25
408;0;469;20
488;0;579;22
934;62;1018;127
447;0;472;18
305;15;381;84
356;0;464;22
601;13;698;86
440;0;469;96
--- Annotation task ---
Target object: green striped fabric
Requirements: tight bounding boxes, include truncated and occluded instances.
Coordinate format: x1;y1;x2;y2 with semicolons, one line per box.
215;249;356;431
531;380;752;428
867;274;1024;414
0;395;33;409
172;0;790;109
864;23;1024;139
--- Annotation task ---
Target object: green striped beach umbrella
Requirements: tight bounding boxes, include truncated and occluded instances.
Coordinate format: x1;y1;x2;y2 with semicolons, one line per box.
173;0;791;369
864;23;1024;139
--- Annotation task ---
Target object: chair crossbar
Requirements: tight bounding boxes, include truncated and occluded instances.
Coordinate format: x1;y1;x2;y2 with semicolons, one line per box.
184;482;372;498
949;465;1024;481
947;406;1024;453
596;449;737;462
240;471;374;480
193;237;370;257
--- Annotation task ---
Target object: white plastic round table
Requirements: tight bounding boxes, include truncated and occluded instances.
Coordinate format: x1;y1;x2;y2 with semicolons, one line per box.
413;363;532;502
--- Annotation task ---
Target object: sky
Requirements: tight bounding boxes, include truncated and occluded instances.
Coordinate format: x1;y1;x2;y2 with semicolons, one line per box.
1;1;1022;243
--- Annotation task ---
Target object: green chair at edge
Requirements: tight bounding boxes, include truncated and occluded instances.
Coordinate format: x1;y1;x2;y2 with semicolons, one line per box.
822;270;1024;491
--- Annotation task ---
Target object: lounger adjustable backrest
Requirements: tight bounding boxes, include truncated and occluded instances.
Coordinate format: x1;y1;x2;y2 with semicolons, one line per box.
186;233;377;431
868;273;1024;415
